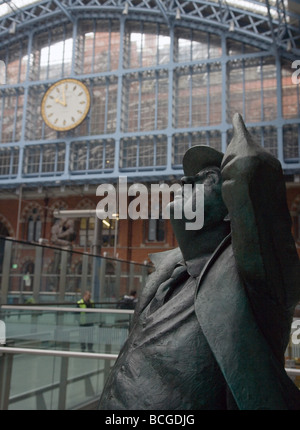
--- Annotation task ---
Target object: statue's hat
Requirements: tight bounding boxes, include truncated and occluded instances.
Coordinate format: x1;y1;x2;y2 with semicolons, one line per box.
182;145;224;176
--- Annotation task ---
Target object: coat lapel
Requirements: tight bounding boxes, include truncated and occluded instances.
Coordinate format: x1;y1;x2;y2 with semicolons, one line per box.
194;237;300;410
135;247;183;317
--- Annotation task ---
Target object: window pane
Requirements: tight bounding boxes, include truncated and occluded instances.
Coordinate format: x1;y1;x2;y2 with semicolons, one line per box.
74;77;117;136
283;124;300;163
175;72;191;128
148;218;165;242
35;219;42;242
172;131;221;168
125;22;170;69
0;40;28;85
0;147;19;177
122;71;168;133
26;86;57;141
262;58;277;120
0;90;24;143
191;68;208;127
70;140;115;173
23;144;65;176
32;26;73;81
175;29;221;63
23;146;40;175
120;136;167;170
227;60;244;121
148;218;157;241
228;57;277;123
209;63;222;125
27;218;34;242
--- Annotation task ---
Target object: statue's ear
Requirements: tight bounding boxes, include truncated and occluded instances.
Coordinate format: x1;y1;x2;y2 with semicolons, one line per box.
202;169;221;186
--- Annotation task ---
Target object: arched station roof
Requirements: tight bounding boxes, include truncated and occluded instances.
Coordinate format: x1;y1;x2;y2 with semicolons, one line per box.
0;0;299;59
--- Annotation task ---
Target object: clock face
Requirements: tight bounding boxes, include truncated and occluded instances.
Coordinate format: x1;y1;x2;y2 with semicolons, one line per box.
41;78;91;131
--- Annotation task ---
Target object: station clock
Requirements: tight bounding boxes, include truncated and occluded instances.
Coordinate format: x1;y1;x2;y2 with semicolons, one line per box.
41;78;91;131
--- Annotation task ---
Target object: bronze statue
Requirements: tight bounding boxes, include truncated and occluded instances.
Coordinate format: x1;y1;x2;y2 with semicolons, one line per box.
99;113;300;410
50;217;76;248
50;218;76;285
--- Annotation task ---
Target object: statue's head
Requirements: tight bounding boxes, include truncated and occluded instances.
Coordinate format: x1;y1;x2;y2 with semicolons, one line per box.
169;145;228;237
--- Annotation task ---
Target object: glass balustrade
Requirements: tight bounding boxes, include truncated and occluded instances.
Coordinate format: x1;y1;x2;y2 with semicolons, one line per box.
0;306;133;354
0;306;133;410
0;236;152;410
1;237;300;409
0;237;153;305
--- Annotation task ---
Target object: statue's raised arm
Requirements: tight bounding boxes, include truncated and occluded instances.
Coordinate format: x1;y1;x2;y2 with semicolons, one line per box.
221;113;300;357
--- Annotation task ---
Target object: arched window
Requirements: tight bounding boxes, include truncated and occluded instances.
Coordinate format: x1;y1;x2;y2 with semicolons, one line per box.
78;217;116;248
79;217;95;248
146;218;165;242
0;222;9;237
75;199;116;250
26;208;42;242
102;218;116;247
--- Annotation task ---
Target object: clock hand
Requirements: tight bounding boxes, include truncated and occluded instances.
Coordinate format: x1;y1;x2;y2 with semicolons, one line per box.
62;88;67;106
55;97;67;107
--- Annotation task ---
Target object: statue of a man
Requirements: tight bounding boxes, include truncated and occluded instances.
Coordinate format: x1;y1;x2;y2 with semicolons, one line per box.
50;217;76;280
51;217;76;248
99;114;300;410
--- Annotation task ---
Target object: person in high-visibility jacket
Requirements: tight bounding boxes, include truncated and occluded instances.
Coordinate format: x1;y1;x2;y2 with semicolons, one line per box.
77;290;95;352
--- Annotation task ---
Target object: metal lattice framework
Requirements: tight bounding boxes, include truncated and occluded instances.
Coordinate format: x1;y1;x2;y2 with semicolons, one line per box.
0;0;299;188
0;0;299;57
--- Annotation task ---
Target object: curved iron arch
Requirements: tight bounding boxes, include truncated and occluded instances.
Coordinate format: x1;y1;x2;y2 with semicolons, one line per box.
0;0;299;58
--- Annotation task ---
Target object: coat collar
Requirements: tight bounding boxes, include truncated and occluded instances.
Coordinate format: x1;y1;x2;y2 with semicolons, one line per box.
148;247;183;270
195;233;232;292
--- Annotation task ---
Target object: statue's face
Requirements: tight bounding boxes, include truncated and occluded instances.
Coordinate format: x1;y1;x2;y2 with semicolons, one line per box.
168;167;226;233
174;172;204;217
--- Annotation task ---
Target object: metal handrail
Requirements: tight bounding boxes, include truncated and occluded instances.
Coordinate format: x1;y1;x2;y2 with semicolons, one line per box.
0;346;118;359
1;305;134;314
9;368;103;405
0;235;153;267
284;368;300;376
0;341;299;410
0;345;118;410
0;348;299;375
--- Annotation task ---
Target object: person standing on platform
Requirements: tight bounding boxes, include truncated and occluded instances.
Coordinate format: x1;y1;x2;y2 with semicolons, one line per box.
77;290;95;353
117;290;138;310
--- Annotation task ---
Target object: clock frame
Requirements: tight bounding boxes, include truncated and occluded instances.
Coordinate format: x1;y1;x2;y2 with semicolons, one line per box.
41;78;91;132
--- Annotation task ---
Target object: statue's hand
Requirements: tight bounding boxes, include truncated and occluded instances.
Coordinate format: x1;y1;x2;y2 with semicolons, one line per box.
221;113;279;182
222;113;263;166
